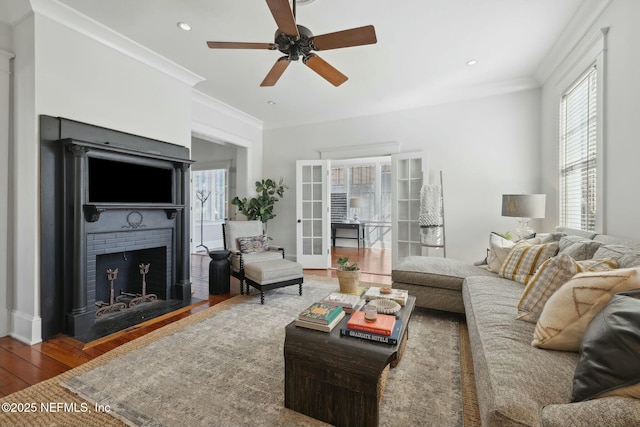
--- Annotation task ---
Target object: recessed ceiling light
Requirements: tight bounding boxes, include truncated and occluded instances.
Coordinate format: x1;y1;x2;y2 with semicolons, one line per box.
267;100;276;105
177;22;192;31
296;0;316;5
466;59;478;66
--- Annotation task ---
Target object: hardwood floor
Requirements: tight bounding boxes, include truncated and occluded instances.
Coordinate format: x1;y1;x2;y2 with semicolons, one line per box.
0;248;390;397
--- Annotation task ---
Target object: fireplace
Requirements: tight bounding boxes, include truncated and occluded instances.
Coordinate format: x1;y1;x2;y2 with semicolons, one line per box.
39;116;194;340
92;231;171;316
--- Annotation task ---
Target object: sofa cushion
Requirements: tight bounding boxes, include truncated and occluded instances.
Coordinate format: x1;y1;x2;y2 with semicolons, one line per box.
558;235;602;260
592;244;640;269
533;268;640;351
517;254;617;323
463;276;579;427
392;256;496;292
572;290;640;402
499;241;559;284
229;250;283;272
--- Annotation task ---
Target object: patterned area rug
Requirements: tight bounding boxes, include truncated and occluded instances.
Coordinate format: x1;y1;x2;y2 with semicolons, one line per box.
0;276;472;427
60;278;463;427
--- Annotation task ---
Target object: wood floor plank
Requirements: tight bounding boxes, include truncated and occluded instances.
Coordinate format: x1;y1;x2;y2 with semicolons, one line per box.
0;366;31;396
0;348;55;385
0;338;70;377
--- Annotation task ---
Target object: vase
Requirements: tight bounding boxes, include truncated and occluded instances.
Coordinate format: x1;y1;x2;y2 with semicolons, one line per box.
337;269;360;294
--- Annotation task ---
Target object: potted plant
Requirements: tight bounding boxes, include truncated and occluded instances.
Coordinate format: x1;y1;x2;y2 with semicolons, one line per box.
336;256;361;294
231;178;287;234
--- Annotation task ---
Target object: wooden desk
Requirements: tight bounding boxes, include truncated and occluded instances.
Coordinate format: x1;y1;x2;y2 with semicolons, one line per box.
284;296;416;426
331;222;365;249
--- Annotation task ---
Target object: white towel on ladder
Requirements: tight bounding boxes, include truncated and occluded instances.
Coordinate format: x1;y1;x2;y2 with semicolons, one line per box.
419;184;443;227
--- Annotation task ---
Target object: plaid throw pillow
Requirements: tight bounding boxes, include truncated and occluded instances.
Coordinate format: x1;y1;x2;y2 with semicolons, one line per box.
499;241;559;285
517;253;617;323
237;235;269;254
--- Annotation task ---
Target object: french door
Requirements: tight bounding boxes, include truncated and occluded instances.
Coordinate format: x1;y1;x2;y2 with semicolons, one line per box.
391;152;428;267
296;160;331;269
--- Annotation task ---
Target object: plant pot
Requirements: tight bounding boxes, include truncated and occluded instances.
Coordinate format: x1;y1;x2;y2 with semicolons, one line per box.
336;269;361;294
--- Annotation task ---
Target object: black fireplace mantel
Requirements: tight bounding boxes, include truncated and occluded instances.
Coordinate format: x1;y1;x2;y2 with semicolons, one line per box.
40;116;195;340
83;204;183;222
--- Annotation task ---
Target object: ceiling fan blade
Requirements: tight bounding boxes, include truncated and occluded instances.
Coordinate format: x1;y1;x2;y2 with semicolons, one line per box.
265;0;299;37
303;54;348;87
260;57;291;87
312;25;377;51
207;41;275;50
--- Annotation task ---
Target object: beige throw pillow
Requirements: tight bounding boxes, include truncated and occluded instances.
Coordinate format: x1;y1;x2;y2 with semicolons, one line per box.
517;254;617;323
532;267;640;351
499;241;559;285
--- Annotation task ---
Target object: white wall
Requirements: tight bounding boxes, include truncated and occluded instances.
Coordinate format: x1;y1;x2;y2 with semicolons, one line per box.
191;91;263;198
263;89;542;263
0;45;13;337
7;8;263;343
539;0;640;239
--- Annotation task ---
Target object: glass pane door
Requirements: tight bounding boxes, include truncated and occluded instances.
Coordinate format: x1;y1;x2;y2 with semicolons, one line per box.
296;160;330;269
391;153;428;267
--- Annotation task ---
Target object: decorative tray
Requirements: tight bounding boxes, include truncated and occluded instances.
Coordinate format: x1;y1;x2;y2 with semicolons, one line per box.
369;298;401;314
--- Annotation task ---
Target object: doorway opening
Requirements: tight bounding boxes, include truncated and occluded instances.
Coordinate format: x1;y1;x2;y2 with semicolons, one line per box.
192;168;227;253
329;156;392;275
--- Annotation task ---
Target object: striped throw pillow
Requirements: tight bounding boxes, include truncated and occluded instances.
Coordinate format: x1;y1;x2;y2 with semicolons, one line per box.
517;253;617;323
499;241;559;285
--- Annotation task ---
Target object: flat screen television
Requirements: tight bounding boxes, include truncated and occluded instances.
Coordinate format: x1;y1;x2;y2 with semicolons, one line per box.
88;157;173;204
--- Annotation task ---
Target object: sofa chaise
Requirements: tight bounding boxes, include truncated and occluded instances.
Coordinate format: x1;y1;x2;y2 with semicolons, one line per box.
392;227;640;427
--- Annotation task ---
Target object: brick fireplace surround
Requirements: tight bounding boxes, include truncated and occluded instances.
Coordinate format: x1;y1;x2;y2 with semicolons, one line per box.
40;116;194;340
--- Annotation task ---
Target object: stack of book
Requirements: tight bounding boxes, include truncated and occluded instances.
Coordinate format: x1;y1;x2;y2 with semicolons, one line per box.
363;287;409;306
320;292;365;314
294;302;345;332
340;317;404;345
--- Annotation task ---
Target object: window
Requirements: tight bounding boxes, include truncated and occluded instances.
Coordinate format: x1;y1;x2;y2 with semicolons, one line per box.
559;65;597;231
193;169;227;221
330;159;391;222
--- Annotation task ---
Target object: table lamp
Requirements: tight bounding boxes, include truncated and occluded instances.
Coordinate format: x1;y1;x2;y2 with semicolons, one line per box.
350;197;364;223
502;194;546;240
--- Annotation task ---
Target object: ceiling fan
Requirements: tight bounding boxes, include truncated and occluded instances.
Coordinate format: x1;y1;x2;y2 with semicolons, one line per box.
206;0;377;87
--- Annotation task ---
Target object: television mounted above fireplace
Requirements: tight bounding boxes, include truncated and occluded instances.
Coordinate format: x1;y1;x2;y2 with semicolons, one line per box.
88;156;174;204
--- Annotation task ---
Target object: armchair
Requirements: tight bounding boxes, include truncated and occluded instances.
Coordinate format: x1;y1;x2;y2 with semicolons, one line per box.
222;220;285;294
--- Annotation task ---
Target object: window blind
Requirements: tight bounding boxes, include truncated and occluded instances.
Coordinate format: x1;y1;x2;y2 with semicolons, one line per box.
559;65;597;231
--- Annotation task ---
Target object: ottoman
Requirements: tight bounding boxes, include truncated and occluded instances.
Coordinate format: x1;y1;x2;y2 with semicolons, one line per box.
243;259;304;304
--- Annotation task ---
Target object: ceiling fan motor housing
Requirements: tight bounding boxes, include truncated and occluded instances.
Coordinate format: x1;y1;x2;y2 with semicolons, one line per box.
274;25;314;61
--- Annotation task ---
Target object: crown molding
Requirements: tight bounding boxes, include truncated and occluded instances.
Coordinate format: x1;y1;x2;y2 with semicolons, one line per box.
534;0;613;85
319;141;400;160
29;0;205;87
192;89;263;129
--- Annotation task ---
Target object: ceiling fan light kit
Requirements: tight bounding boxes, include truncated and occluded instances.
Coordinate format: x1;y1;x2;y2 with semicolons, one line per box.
206;0;377;87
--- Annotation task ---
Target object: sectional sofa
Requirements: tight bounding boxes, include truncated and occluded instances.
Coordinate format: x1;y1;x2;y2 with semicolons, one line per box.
392;227;640;427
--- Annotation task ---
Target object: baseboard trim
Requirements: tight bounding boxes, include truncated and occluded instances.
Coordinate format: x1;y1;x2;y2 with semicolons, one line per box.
10;310;42;345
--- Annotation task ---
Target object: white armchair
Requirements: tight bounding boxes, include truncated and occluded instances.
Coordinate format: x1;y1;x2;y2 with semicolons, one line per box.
222;220;285;294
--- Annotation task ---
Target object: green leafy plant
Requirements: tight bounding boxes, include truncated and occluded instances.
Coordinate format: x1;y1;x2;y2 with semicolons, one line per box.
337;256;359;271
231;178;287;225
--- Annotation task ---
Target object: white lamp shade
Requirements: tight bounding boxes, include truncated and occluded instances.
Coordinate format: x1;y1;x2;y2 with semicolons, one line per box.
502;194;546;218
350;197;364;208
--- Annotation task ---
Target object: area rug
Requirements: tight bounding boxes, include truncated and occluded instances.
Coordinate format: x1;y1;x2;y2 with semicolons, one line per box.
0;276;474;427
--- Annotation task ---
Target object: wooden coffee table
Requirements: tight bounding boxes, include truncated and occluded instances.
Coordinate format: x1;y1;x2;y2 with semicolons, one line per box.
284;296;416;427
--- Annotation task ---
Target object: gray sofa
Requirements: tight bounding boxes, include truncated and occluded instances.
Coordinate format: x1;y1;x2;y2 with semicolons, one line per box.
392;227;640;427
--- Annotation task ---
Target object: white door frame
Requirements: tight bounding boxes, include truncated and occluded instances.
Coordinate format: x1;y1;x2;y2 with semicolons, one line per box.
391;152;428;268
296;160;331;269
